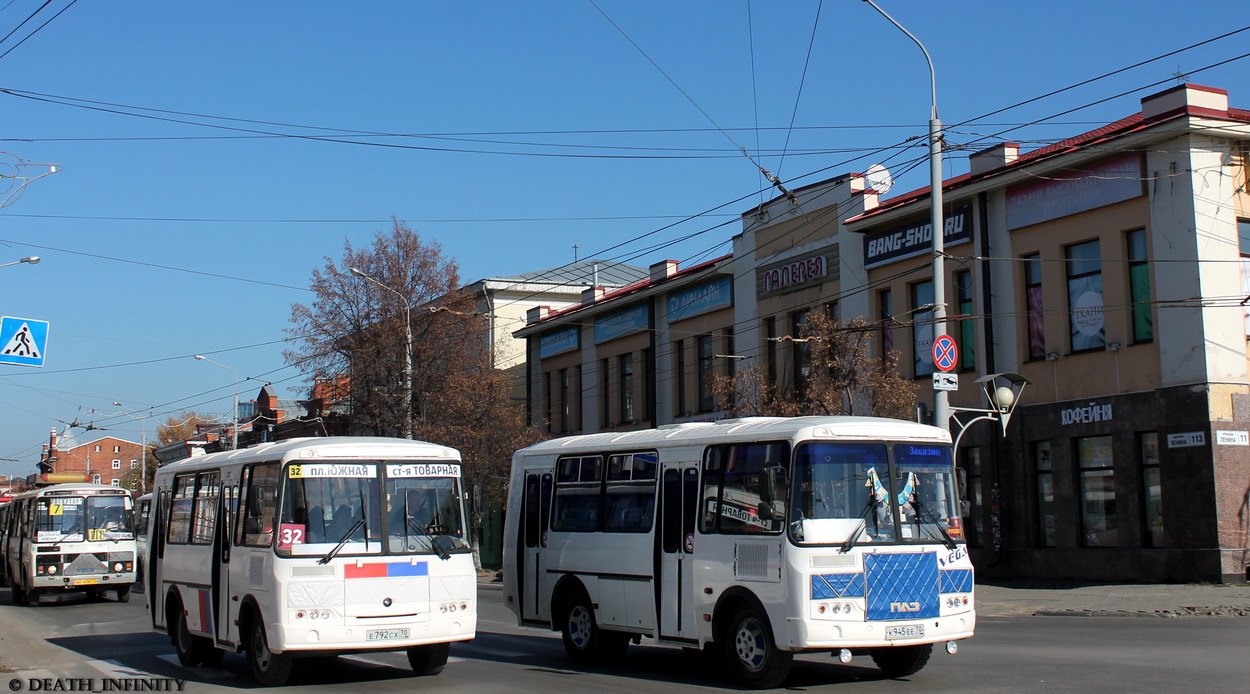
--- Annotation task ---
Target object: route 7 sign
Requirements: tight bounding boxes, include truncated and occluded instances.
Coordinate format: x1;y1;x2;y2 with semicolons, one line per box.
0;316;49;367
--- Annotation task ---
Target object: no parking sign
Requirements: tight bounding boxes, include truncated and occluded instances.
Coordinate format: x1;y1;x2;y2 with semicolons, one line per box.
932;334;958;373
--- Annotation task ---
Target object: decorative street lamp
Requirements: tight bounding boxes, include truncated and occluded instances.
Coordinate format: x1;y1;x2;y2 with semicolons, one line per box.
950;373;1030;450
193;355;239;449
350;267;414;439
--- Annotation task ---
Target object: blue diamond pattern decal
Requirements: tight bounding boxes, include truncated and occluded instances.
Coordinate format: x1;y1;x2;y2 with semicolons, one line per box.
864;553;939;621
940;568;973;593
811;572;866;600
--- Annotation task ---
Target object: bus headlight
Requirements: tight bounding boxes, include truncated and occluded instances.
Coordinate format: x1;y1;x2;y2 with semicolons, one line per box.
46;565;58;575
113;562;124;572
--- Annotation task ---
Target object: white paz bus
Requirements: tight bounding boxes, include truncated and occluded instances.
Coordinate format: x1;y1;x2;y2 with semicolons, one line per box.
3;482;137;606
503;416;974;688
147;437;476;686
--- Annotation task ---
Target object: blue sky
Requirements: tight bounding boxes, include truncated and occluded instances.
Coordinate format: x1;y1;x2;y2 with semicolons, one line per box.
1;1;1247;477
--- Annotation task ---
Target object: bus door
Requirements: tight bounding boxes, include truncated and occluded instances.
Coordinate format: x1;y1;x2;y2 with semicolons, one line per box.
657;464;699;642
519;470;552;622
213;483;238;647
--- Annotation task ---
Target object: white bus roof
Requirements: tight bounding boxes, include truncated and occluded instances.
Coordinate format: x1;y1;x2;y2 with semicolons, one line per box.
155;436;462;474
516;416;950;457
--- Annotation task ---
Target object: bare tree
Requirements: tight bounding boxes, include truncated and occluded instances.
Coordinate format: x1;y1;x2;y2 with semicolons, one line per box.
713;314;918;421
285;220;542;506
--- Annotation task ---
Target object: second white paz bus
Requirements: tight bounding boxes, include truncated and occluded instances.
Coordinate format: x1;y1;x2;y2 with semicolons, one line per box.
2;482;137;606
148;437;476;686
503;416;974;688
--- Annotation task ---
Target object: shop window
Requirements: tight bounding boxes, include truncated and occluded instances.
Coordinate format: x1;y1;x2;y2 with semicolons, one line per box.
1034;441;1055;548
791;310;811;394
1127;229;1153;343
544;372;553;433
619;354;635;424
674;340;686;417
878;289;894;364
911;280;934;377
1140;432;1164;547
960;447;983;547
765;317;777;384
1066;240;1105;353
559;368;571;433
956;270;976;371
600;358;610;428
1076;435;1116;547
697;335;714;413
1024;253;1046;360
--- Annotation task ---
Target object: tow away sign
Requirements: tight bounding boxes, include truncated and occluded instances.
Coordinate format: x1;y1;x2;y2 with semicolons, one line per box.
0;316;49;367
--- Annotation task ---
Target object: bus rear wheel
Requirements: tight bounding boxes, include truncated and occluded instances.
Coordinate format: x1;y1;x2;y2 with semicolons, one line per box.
406;643;449;676
248;621;293;686
720;605;792;689
172;605;213;667
870;643;933;679
559;592;628;664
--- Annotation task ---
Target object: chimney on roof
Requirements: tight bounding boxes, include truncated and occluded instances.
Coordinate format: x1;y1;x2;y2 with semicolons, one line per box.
581;287;605;306
970;143;1020;176
1140;83;1228;121
526;306;550;325
649;260;679;282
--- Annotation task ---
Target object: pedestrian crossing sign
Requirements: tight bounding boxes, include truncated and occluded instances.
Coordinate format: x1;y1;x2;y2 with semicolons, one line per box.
0;316;49;367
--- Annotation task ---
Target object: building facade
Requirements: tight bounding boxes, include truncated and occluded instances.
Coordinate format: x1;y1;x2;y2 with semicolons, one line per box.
517;83;1250;584
37;428;143;489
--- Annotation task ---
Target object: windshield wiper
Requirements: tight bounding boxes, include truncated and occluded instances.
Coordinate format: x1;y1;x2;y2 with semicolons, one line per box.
839;498;877;554
318;518;365;565
910;497;958;550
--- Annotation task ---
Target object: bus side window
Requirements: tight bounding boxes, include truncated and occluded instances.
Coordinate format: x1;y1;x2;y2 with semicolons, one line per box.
241;462;281;547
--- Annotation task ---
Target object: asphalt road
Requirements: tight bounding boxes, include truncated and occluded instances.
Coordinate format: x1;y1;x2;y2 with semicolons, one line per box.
2;583;1249;693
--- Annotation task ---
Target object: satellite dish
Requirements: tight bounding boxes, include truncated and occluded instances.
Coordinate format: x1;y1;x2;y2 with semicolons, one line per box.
865;164;894;195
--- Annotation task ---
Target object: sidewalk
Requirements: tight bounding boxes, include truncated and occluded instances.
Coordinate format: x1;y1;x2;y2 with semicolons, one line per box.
478;573;1250;618
974;580;1250;617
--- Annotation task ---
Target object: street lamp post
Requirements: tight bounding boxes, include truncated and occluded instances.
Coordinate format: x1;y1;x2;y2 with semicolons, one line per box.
113;401;151;493
194;355;239;449
350;267;414;439
0;255;40;269
861;0;948;431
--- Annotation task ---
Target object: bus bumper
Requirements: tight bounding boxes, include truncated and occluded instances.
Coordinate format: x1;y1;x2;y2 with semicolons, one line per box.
32;573;137;590
785;612;975;650
271;617;476;654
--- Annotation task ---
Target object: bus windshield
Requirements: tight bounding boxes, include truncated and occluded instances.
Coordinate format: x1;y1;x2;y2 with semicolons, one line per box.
277;460;464;557
790;441;959;546
35;495;134;543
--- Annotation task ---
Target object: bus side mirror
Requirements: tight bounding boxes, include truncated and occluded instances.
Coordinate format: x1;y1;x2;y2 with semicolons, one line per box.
956;468;968;499
960;500;972;518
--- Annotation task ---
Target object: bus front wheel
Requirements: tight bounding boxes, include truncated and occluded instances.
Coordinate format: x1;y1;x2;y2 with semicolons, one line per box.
248;621;293;686
406;643;449;676
720;605;792;689
869;643;932;679
559;592;628;663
